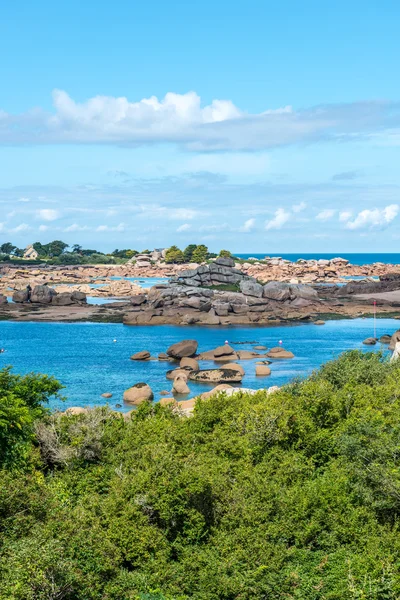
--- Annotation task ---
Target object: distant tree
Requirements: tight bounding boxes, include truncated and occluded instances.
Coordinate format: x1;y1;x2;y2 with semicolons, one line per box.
165;245;185;264
34;241;69;258
32;242;47;257
219;249;233;258
13;248;25;258
80;249;100;256
46;241;69;257
71;244;83;254
192;244;208;263
0;242;16;255
183;244;197;263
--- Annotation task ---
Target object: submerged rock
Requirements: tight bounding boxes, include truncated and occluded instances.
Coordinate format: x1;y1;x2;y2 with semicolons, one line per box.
130;350;151;360
267;347;294;359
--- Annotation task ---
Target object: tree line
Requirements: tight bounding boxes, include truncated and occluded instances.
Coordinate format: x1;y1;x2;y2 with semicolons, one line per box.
0;241;234;265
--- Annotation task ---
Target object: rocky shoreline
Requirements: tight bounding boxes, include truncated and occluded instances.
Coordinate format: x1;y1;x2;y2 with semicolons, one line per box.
2;257;400;324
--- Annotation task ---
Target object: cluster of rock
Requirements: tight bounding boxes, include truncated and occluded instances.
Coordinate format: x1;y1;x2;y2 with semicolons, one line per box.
122;339;292;411
241;256;399;284
171;256;251;287
12;285;87;306
123;279;321;326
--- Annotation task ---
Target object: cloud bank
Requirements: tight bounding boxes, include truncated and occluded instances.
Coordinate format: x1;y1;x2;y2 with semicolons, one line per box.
1;90;400;151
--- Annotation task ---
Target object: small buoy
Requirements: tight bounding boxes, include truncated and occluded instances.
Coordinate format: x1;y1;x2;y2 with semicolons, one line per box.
113;339;117;343
224;340;229;344
279;340;283;345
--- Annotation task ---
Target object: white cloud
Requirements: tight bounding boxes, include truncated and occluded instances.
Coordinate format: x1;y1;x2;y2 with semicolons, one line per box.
96;222;125;232
11;223;30;233
345;204;399;230
1;91;400;151
316;209;336;221
64;223;89;232
18;197;30;203
177;223;191;232
37;209;60;222
199;223;228;232
339;210;353;222
168;208;199;220
240;218;256;232
292;201;307;213
265;208;291;230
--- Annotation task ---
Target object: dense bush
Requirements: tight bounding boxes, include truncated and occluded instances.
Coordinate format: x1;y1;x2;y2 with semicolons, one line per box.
2;352;400;598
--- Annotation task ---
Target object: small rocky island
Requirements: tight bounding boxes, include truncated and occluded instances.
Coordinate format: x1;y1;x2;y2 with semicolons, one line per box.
2;256;400;323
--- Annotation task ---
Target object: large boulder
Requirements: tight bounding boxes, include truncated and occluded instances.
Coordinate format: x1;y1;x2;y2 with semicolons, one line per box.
200;384;233;399
0;294;8;305
180;357;199;371
263;282;291;302
12;289;29;303
239;280;263;298
130;351;151;360
172;375;190;395
166;368;190;380
189;368;242;384
220;363;245;376
267;347;294;359
256;365;271;376
213;344;235;358
167;339;198;359
31;285;56;304
214;256;235;268
52;291;87;306
130;294;147;306
123;383;154;405
362;337;377;346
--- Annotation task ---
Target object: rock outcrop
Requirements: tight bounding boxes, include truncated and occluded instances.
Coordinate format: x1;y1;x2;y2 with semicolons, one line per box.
130;351;151;360
167;339;198;359
172;256;251;288
189;368;242;384
267;347;295;359
123;383;154;405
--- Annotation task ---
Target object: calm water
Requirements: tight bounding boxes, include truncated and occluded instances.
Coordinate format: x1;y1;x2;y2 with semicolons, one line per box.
0;319;397;412
236;253;400;265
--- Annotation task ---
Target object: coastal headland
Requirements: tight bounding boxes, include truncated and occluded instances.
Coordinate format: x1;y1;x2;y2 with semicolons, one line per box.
2;255;400;323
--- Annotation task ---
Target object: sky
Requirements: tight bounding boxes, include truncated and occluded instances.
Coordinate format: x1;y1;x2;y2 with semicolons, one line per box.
1;0;400;253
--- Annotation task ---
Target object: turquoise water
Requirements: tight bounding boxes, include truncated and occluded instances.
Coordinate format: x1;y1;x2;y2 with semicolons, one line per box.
236;253;400;265
0;319;397;412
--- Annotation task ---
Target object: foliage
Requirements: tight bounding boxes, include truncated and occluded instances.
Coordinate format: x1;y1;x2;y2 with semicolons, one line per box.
0;367;63;470
3;352;400;598
164;245;185;264
218;249;233;258
33;240;69;258
183;244;197;262
191;244;208;263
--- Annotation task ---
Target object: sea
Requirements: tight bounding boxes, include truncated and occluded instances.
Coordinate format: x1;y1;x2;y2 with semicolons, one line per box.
235;253;400;265
0;318;397;412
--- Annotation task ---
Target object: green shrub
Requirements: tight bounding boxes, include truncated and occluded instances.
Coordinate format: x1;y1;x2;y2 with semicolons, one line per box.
2;352;400;598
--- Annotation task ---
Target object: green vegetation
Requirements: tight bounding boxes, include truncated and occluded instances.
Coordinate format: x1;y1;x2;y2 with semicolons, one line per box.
4;352;400;598
165;245;185;264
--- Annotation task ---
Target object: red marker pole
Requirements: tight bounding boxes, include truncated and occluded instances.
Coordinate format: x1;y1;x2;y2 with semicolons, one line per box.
373;300;377;339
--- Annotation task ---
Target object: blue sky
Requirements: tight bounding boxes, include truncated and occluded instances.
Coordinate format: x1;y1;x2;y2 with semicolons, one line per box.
1;0;400;252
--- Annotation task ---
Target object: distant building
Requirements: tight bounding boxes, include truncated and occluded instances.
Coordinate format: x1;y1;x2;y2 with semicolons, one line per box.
23;245;39;260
